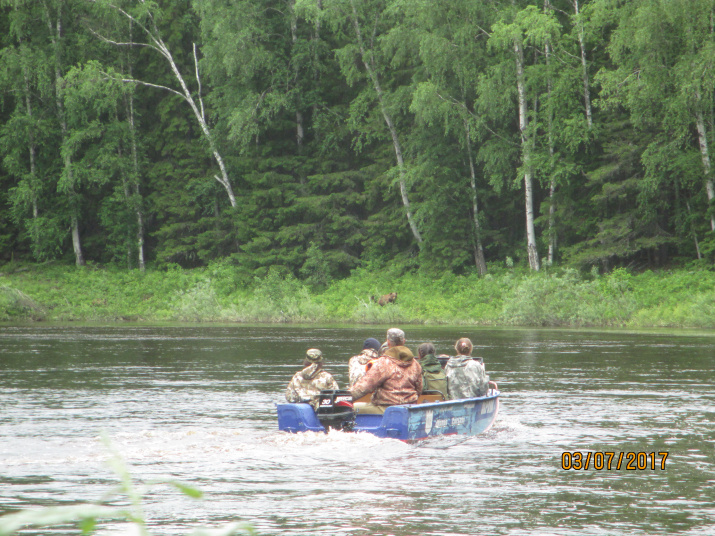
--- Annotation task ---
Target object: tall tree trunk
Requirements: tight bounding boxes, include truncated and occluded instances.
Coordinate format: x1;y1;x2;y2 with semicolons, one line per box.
695;108;715;231
289;0;304;149
686;201;702;259
129;93;146;272
464;120;487;275
21;54;40;254
514;38;540;270
311;0;323;123
44;0;84;266
573;0;593;128
117;136;132;268
15;8;41;255
125;21;145;271
186;42;236;208
349;0;423;245
545;0;556;265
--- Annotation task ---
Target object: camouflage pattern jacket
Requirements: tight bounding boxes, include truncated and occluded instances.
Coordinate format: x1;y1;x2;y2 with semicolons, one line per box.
444;356;489;399
285;364;339;410
350;346;423;406
419;353;449;398
348;348;379;387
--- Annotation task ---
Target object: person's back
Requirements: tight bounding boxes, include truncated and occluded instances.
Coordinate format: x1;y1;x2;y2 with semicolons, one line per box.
285;348;339;410
444;338;489;399
416;342;449;399
348;338;381;387
444;356;489;399
350;328;423;411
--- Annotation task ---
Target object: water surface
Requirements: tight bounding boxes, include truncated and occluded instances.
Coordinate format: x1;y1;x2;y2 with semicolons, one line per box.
0;325;713;535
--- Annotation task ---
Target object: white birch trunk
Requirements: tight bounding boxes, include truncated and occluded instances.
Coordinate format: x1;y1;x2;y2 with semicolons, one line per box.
15;10;41;253
44;0;85;266
22;60;40;252
289;0;305;149
464;120;487;275
129;94;146;272
572;0;592;128
126;23;145;271
545;1;556;265
695;109;715;231
514;38;540;270
349;0;423;245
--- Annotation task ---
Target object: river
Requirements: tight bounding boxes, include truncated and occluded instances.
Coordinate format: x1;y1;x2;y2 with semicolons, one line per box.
0;325;713;535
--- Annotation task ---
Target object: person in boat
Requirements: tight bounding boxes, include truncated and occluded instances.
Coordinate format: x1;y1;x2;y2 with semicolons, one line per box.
285;348;339;410
444;338;489;399
349;328;423;414
416;342;449;399
348;337;382;387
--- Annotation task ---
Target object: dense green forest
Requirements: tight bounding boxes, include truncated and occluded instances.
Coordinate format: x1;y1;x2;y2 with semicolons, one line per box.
1;0;715;279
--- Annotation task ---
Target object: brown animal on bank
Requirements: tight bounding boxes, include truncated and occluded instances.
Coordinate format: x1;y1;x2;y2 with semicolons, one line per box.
377;292;397;306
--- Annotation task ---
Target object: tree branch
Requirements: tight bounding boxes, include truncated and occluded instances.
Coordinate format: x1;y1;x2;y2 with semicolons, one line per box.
113;75;186;100
85;25;163;55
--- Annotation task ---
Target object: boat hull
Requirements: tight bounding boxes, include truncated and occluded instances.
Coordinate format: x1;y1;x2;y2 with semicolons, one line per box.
276;391;499;442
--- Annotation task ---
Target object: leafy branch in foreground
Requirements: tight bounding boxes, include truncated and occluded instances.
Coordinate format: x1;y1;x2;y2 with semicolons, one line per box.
0;434;255;536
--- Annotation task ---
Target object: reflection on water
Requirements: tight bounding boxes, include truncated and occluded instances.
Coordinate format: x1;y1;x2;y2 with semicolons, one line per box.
0;325;714;535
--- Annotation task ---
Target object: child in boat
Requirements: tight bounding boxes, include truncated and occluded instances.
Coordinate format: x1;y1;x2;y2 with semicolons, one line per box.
285;349;339;410
444;338;489;399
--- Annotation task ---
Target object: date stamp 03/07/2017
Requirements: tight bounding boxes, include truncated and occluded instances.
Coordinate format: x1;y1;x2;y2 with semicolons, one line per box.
561;451;669;471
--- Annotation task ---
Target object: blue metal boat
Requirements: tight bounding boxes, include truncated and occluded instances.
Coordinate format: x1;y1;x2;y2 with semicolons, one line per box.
277;388;500;442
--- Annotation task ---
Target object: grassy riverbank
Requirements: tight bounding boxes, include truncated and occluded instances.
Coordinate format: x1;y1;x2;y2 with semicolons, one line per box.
1;262;714;328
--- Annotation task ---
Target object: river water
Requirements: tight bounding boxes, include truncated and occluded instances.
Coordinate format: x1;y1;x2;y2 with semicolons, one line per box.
0;325;713;536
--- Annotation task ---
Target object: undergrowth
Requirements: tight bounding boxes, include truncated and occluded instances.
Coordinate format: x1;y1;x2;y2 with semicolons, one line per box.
0;261;714;328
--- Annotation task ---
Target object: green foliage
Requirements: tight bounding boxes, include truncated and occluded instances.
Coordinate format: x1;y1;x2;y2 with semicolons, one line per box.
2;0;715;274
2;263;715;327
0;284;46;320
238;266;325;322
500;267;638;326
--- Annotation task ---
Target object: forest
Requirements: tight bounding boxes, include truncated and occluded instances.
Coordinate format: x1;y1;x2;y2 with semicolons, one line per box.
1;0;715;281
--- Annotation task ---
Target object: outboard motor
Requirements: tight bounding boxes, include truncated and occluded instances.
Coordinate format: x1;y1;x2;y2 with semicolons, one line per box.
316;390;355;431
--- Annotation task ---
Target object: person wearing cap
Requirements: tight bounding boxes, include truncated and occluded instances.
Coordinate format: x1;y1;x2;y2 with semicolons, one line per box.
285;348;339;410
416;342;449;399
350;328;423;414
348;338;382;387
444;338;489;399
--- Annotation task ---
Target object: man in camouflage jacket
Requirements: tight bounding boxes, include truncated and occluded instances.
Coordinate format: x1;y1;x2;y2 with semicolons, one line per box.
350;328;423;411
285;349;339;410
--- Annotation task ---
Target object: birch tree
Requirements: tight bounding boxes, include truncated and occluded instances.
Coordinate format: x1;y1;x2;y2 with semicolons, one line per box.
326;0;423;245
88;0;237;208
0;1;53;258
408;0;492;274
597;0;715;235
489;5;559;270
43;0;85;266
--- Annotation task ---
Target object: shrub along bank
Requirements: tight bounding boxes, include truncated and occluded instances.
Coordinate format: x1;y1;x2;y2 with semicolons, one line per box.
0;262;714;328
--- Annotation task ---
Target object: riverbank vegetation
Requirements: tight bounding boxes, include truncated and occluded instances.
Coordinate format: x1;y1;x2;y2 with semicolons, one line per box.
1;262;714;328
